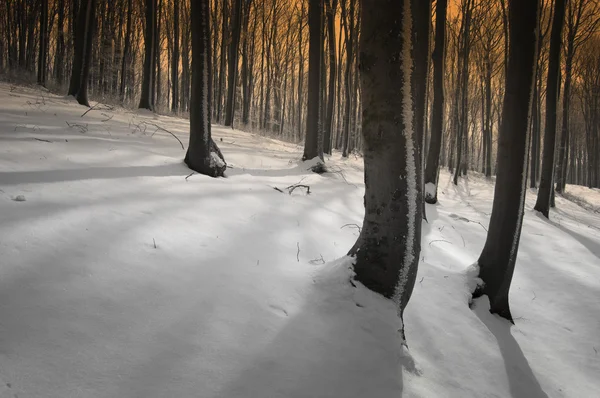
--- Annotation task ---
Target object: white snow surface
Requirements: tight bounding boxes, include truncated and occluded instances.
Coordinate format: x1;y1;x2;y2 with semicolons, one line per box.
1;83;600;398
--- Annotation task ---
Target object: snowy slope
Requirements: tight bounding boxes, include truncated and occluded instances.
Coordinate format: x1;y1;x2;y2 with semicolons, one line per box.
0;83;599;398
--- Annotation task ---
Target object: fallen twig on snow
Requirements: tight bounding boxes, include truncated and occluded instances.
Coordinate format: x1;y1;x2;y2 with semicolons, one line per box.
296;242;300;262
309;254;325;265
428;239;453;247
341;223;362;233
144;122;185;150
81;102;101;117
66;121;88;133
287;184;311;195
33;137;52;143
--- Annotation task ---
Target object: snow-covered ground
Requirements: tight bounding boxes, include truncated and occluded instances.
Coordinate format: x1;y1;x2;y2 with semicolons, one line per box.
1;83;599;398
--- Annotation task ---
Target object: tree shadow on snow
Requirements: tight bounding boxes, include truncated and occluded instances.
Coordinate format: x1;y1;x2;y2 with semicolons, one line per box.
547;216;600;263
0;163;190;185
472;299;549;398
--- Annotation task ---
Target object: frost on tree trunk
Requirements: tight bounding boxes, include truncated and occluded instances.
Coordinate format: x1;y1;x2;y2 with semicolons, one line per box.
472;0;540;322
185;0;226;178
349;0;422;341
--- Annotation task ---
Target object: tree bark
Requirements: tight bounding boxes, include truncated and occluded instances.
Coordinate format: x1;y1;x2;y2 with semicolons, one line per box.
302;0;323;161
409;0;431;206
424;0;447;204
185;0;226;177
75;0;96;107
139;0;156;111
350;0;422;341
171;0;180;112
534;0;566;218
224;0;243;126
473;0;540;322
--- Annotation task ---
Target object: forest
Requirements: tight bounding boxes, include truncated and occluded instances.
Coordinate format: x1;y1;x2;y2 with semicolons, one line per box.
0;0;599;397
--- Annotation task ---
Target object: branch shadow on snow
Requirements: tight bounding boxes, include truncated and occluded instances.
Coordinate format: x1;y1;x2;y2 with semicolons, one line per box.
0;163;190;185
472;298;549;398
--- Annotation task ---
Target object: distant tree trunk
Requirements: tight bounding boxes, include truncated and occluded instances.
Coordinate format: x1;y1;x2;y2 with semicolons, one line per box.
119;0;133;102
139;0;156;111
350;0;421;341
411;0;432;205
302;0;323;161
216;0;229;124
171;0;180;112
424;0;447;204
37;0;49;86
324;0;337;154
68;0;89;96
453;0;474;185
75;0;96;107
225;0;243;126
55;0;66;84
472;0;540;322
534;0;566;218
340;0;354;158
185;0;226;177
154;0;162;109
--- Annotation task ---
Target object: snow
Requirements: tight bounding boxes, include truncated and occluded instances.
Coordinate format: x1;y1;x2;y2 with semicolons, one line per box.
425;182;437;199
1;83;600;398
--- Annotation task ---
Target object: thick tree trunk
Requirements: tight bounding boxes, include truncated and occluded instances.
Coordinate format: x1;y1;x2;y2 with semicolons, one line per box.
224;0;243;126
185;0;226;177
75;0;96;107
534;0;566;218
473;0;539;322
139;0;156;111
68;0;89;96
302;0;323;161
350;0;422;341
424;0;447;204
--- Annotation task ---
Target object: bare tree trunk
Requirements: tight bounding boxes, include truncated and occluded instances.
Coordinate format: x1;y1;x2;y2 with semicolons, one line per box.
473;0;540;322
534;0;565;218
185;0;226;177
139;0;156;110
225;0;243;126
302;0;323;161
171;0;180;112
351;0;422;342
37;0;49;86
424;0;447;204
75;0;97;107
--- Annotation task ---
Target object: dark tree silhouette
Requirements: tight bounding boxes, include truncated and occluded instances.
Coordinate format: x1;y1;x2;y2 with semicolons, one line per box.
303;0;323;161
185;0;227;178
139;0;157;111
424;0;448;204
225;0;244;126
172;0;180;112
534;0;566;218
350;0;423;341
472;0;540;322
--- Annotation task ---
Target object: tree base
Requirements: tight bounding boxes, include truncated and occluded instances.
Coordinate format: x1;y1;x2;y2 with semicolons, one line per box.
184;139;227;178
472;285;514;324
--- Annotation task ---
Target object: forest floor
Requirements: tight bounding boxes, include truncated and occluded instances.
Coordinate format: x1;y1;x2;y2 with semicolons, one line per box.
0;83;599;398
